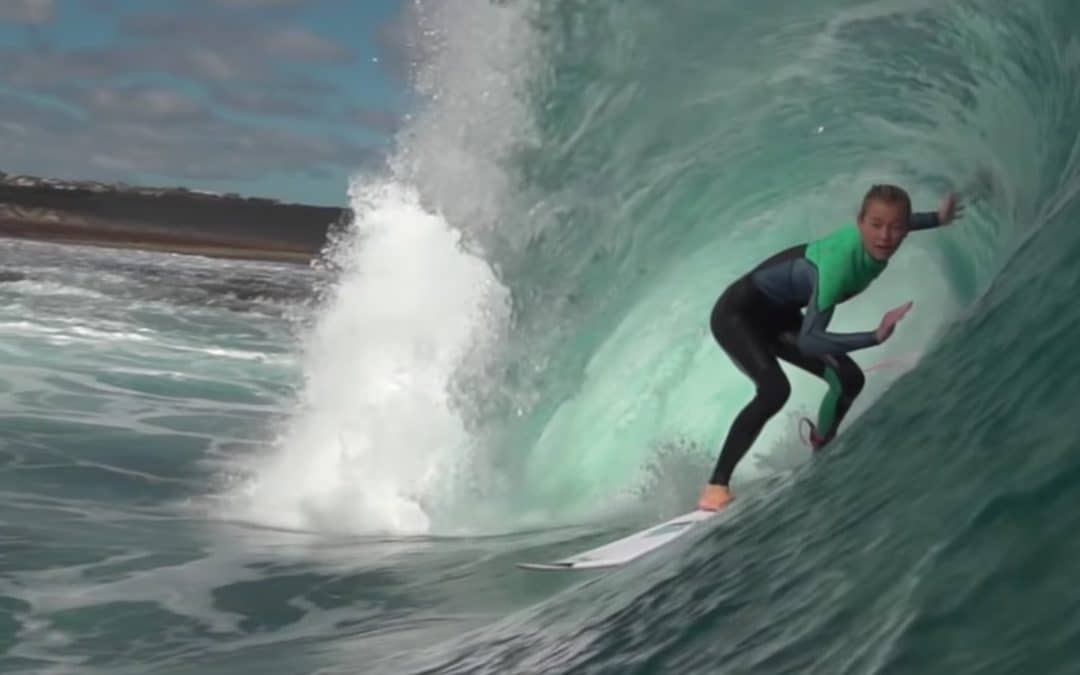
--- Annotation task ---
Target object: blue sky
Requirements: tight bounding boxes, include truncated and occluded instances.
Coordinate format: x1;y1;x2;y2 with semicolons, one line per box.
0;0;412;206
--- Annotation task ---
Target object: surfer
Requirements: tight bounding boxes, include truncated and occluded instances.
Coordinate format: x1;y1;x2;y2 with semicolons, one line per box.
698;184;963;511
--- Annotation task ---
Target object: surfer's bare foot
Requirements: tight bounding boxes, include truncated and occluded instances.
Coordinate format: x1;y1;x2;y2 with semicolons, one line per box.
697;484;733;511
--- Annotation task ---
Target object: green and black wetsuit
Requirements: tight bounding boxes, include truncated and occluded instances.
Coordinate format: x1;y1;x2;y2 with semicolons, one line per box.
707;212;940;486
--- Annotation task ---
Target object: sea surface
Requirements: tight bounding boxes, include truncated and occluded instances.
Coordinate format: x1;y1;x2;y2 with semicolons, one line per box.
3;0;1080;673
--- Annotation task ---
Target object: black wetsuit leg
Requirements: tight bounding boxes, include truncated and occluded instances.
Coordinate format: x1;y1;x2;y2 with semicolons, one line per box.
772;337;865;444
707;276;794;486
707;276;867;486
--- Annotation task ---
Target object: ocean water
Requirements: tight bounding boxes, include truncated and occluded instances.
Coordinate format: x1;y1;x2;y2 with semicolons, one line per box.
3;0;1080;672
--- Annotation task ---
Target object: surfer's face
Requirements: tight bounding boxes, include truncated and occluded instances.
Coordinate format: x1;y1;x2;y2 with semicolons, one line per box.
857;199;908;261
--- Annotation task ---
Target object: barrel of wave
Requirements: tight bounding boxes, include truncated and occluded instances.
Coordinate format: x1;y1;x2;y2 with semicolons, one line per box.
519;195;958;519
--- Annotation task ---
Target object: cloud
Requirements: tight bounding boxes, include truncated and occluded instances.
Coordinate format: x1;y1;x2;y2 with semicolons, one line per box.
214;86;325;119
264;27;351;61
374;2;422;83
210;0;318;8
0;88;383;187
114;12;355;81
348;106;402;134
0;3;398;201
0;9;359;113
0;40;396;129
79;85;209;123
0;0;54;24
0;46;127;89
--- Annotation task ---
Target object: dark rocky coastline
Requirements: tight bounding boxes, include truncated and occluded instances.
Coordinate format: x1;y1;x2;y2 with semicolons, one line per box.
0;171;353;264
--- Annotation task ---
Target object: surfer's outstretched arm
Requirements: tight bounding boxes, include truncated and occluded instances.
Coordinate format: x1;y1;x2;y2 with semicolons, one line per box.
910;192;964;230
908;211;941;230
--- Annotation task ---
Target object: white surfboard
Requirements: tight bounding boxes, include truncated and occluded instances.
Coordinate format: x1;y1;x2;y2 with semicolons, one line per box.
517;509;718;571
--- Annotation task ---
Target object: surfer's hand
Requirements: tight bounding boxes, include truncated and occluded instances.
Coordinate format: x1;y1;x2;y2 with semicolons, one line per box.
875;301;913;343
938;192;963;225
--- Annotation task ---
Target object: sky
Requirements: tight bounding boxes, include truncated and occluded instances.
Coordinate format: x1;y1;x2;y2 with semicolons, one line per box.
0;0;412;206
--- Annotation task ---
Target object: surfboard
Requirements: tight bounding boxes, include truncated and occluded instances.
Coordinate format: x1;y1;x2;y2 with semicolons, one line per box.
517;509;718;571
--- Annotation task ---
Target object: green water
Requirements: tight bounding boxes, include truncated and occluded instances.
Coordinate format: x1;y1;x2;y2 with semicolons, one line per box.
4;0;1080;673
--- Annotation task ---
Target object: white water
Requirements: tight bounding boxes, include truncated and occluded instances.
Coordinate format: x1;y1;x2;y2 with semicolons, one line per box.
230;180;509;535
225;0;538;537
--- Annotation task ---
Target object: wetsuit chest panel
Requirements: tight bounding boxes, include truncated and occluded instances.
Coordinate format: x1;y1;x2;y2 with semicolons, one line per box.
803;225;886;311
743;225;885;356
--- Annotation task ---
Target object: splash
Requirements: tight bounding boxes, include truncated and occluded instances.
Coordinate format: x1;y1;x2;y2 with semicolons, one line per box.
225;0;537;536
231;179;509;535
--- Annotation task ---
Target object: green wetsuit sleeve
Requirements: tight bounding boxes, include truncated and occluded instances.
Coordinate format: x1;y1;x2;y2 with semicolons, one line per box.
909;211;941;231
796;260;880;356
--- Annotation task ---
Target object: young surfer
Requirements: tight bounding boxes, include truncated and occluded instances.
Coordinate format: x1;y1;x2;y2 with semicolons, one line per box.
699;184;963;511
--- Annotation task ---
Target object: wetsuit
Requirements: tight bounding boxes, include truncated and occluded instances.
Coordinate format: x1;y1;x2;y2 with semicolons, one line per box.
708;212;941;486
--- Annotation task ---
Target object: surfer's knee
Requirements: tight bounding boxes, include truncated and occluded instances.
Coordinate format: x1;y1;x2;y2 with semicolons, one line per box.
754;372;790;416
845;366;865;397
835;359;865;397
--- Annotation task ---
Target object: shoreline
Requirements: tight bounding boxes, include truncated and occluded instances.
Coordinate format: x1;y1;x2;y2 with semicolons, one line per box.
0;217;316;264
0;171;352;264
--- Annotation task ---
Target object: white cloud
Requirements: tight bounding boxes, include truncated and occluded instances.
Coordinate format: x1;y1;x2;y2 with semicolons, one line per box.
0;0;54;24
349;106;401;134
0;90;382;185
82;86;207;122
0;4;398;196
211;0;315;8
265;27;351;61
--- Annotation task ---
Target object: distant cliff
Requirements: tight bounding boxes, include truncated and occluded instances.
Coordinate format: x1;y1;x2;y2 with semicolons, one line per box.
0;171;352;263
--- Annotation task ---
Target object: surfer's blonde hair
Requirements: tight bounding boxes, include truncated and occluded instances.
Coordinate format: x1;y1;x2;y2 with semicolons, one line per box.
859;184;912;223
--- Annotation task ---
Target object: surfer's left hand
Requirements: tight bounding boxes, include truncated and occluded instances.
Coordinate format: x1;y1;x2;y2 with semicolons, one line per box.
938;192;963;225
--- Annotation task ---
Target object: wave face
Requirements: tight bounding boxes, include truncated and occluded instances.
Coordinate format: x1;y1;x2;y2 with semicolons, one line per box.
319;0;1080;673
6;1;1080;673
239;0;1080;537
